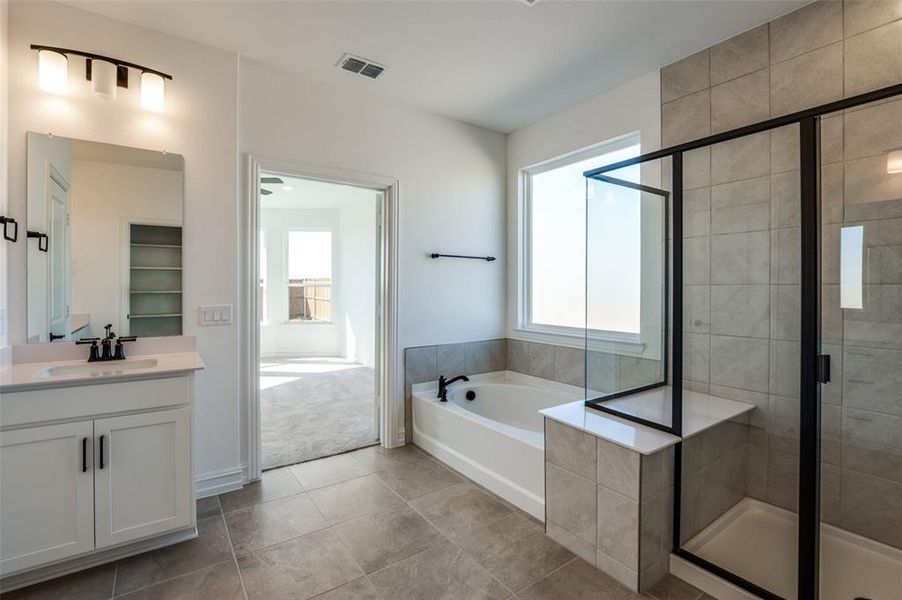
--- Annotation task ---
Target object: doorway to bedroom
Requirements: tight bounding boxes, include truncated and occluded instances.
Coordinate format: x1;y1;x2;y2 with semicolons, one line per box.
258;173;382;470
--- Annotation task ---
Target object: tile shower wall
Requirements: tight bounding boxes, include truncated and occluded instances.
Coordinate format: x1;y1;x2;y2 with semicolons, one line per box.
662;0;902;549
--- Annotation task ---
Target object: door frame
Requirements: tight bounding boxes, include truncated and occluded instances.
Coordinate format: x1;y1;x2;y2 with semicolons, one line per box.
240;155;401;482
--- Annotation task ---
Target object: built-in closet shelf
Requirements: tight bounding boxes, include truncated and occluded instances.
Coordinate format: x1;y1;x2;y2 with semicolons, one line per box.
130;290;182;294
130;314;182;319
130;267;182;271
128;224;183;337
130;243;182;249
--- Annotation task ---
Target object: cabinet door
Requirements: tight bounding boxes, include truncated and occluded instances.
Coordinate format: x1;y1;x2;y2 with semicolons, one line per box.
0;421;94;575
94;408;191;548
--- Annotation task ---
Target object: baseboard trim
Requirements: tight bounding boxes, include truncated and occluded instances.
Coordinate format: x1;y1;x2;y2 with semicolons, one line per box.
195;464;246;498
0;526;198;593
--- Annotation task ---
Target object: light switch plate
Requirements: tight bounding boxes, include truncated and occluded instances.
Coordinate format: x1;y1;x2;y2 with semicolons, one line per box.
198;304;233;326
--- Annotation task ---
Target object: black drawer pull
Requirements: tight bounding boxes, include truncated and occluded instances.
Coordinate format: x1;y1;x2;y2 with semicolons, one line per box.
99;435;105;469
82;437;88;472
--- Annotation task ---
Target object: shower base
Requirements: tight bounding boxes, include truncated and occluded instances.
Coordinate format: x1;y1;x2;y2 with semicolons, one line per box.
670;497;902;600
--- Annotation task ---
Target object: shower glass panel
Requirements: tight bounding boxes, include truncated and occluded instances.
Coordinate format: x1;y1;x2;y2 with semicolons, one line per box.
584;157;670;430
818;99;902;599
678;125;803;599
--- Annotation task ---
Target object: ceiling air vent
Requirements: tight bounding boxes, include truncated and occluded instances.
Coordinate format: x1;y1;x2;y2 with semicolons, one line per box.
338;53;387;80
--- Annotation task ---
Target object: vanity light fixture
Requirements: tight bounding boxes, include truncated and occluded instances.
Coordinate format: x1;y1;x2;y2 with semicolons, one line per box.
31;45;172;111
38;49;68;95
888;148;902;174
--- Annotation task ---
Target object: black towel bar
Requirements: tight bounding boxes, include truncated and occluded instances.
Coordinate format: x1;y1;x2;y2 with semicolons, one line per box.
430;253;496;262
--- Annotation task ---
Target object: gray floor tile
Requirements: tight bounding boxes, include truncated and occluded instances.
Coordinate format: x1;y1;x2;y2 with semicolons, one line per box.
369;542;509;600
332;507;446;573
307;474;406;525
290;453;374;490
349;444;433;472
377;458;463;500
238;529;364;600
453;513;574;592
517;558;639;600
410;482;514;538
224;492;327;555
114;516;234;596
115;560;244;600
645;575;704;600
218;467;304;513
309;578;382;600
196;496;222;520
1;563;116;600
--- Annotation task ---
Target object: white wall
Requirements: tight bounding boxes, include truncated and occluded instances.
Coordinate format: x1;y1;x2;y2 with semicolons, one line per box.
70;160;182;335
339;198;377;367
259;207;342;357
8;1;241;495
505;71;661;338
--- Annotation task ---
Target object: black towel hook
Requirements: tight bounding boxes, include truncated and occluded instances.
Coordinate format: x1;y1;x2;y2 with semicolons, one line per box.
1;216;18;242
27;230;49;252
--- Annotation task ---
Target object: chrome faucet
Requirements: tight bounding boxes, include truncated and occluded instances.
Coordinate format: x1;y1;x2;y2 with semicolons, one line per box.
437;374;469;402
76;324;137;362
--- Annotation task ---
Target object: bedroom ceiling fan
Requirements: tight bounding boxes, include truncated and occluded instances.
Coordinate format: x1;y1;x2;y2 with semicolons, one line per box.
260;176;283;196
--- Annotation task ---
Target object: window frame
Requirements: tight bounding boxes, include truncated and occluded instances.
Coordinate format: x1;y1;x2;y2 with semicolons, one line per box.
282;228;335;325
516;132;662;358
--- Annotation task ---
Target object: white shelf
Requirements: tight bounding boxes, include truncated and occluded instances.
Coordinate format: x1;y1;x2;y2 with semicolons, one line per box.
130;290;182;294
130;314;183;319
130;267;182;271
130;243;182;249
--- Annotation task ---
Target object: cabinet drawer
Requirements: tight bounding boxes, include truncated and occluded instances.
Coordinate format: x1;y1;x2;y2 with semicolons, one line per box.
1;376;191;428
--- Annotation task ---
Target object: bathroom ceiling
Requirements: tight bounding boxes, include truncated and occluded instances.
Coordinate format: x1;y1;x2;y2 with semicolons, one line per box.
64;0;808;133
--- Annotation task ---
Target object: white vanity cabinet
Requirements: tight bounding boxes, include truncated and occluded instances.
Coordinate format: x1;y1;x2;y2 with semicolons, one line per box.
0;368;198;581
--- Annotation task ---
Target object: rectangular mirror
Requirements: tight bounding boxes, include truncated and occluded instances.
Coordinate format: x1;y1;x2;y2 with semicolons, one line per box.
26;133;184;342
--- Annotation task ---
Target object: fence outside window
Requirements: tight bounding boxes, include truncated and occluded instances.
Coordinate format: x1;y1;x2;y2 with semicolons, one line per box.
288;277;332;322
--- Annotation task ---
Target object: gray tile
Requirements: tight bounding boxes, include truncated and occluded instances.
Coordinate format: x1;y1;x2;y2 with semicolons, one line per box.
436;343;468;378
307;473;406;525
766;447;799;511
409;482;513;538
196;496;222;520
526;342;554;380
661;50;710;103
711;24;769;85
770;285;800;341
844;0;902;36
118;560;244;600
821;163;844;224
683;285;710;334
640;447;674;500
710;285;769;338
683;187;711;239
553;345;585;386
309;578;381;600
710;176;770;235
662;90;711;147
597;486;640;572
1;563;116;600
597;439;640;500
710;231;770;285
770;227;800;284
710;131;770;185
545;463;597;548
683;237;710;285
467;339;507;374
844;155;902;223
219;467;304;513
368;541;508;600
639;491;668;577
454;512;574;592
820;114;844;164
587;350;618;394
840;469;902;548
517;558;640;600
225;492;328;555
545;522;596;565
684;333;710;383
546;418;597;481
683;147;711;191
332;506;445;573
290;452;373;490
769;340;800;397
770;42;843;117
114;517;234;596
349;444;433;472
842;408;902;483
617;356;663;390
237;529;364;600
843;346;902;416
646;574;704;600
709;335;769;393
845;20;902;97
377;456;463;500
507;339;529;373
595;551;639;592
770;171;800;228
769;0;842;63
405;346;436;384
844;98;902;161
710;69;769;134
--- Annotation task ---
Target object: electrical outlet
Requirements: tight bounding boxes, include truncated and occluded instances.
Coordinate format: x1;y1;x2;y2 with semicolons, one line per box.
198;305;233;326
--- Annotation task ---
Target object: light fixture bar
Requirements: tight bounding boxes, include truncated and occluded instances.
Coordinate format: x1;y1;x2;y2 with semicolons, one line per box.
30;44;173;81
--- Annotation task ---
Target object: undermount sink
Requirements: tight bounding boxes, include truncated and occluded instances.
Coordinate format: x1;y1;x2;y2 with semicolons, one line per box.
36;358;159;378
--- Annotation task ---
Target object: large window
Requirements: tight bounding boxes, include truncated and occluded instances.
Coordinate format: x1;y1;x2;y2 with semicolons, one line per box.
522;135;642;339
287;231;333;323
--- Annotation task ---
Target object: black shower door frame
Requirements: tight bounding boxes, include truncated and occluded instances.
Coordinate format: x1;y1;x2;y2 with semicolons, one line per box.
584;82;902;600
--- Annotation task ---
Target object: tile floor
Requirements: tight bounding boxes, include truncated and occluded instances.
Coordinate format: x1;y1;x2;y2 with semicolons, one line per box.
2;445;710;600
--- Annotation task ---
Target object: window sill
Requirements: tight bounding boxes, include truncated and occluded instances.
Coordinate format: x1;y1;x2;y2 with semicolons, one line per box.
513;326;646;356
284;321;335;326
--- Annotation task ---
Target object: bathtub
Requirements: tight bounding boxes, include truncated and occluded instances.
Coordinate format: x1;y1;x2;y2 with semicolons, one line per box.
411;370;584;520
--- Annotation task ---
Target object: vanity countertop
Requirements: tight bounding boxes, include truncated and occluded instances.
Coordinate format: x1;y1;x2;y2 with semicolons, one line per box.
0;351;205;393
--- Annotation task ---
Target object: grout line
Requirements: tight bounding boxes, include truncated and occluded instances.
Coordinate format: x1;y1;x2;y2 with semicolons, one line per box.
109;563;118;600
111;559;237;599
220;512;250;600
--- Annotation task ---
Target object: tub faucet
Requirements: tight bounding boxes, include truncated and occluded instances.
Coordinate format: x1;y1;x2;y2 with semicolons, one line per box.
437;374;469;402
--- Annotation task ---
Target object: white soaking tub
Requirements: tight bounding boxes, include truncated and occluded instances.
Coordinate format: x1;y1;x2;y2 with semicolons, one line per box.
411;371;584;520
